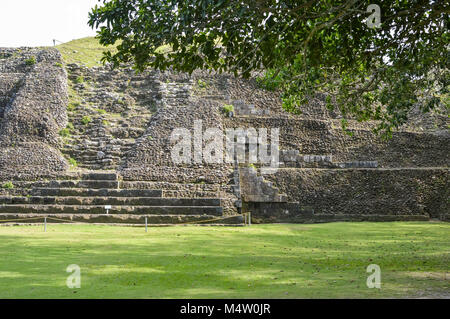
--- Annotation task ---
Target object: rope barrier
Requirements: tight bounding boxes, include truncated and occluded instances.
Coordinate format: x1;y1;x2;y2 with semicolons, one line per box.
0;216;46;223
175;213;245;225
46;216;82;223
0;213;248;226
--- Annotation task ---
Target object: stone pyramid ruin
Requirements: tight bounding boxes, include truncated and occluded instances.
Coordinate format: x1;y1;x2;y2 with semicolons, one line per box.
0;47;448;225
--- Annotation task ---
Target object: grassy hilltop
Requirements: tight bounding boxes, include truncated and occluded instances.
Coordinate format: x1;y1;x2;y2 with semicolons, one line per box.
55;37;170;67
55;37;118;67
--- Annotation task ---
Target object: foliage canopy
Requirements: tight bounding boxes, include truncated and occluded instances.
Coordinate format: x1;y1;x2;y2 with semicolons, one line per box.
89;0;449;136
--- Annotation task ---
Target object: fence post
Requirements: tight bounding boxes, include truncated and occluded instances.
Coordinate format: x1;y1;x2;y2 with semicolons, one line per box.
145;216;148;233
248;212;251;226
44;217;47;232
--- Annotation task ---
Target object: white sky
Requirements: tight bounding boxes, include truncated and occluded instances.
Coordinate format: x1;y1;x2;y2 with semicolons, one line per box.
0;0;100;47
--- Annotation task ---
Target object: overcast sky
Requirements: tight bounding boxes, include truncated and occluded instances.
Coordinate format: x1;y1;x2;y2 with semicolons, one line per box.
0;0;100;47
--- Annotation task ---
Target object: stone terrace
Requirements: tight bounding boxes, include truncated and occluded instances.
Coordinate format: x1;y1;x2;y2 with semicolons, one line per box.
0;47;448;224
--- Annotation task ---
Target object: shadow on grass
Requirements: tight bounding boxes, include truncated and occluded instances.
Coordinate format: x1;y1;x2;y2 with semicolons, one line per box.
0;223;448;298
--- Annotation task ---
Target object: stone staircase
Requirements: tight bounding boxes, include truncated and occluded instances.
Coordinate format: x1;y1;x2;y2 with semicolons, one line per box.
0;172;244;226
61;99;153;170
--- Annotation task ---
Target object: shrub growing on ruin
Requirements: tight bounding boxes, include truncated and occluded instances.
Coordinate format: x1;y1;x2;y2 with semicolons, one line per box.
81;116;92;125
222;104;234;116
25;56;36;66
67;102;79;112
74;76;84;84
197;79;208;88
1;182;14;189
68;157;78;167
59;128;71;137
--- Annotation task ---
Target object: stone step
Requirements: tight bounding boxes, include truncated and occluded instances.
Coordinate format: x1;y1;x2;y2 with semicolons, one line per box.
0;205;223;215
121;181;220;191
0;196;221;207
81;172;118;181
0;213;244;225
30;188;162;197
77;159;120;165
162;190;219;198
25;180;119;189
78;164;115;170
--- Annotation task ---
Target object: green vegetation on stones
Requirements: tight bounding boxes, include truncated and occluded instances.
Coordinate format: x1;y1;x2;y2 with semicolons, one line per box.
59;122;74;137
81;116;92;125
68;157;77;167
74;76;84;84
1;182;14;189
59;128;71;138
197;79;208;88
54;62;63;68
25;56;36;66
67;102;79;112
222;104;234;116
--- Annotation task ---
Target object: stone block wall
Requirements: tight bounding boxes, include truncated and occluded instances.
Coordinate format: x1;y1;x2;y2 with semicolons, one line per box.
225;117;450;168
0;48;68;179
0;48;68;146
263;168;449;219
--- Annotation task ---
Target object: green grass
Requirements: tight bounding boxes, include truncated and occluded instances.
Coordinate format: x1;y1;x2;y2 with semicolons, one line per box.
56;37;119;67
0;222;448;299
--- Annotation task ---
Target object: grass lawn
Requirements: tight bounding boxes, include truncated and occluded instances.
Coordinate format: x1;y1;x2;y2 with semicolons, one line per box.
0;222;448;299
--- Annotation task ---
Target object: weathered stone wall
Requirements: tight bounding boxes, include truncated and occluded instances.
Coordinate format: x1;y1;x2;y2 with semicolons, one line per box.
120;99;231;182
225;117;450;168
261;168;449;220
0;48;68;180
0;48;68;146
117;97;239;213
187;71;449;222
0;142;68;180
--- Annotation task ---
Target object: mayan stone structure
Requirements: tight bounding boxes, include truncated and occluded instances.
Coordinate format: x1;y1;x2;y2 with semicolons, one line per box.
0;47;448;224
